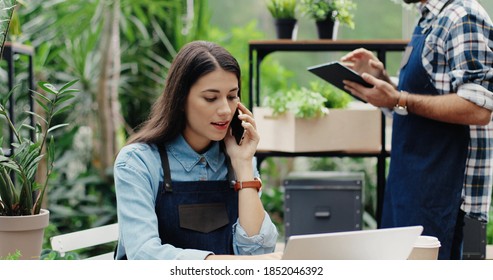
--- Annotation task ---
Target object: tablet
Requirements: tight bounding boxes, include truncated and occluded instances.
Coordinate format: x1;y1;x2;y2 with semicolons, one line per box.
307;61;372;103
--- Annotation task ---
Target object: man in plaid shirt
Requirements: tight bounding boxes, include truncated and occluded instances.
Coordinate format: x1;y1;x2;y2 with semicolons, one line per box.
341;0;493;259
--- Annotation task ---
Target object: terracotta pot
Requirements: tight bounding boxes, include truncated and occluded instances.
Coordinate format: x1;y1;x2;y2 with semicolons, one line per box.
274;18;298;40
0;209;50;260
315;18;339;39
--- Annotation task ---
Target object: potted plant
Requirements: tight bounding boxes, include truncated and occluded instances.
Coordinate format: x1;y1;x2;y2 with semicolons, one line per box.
0;80;78;259
266;0;298;40
254;81;381;152
263;85;330;119
300;0;356;39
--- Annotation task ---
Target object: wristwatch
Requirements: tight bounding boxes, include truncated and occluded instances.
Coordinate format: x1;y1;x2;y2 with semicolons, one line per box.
394;90;408;116
234;177;262;192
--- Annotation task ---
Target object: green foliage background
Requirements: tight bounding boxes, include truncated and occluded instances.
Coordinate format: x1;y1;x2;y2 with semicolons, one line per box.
2;0;493;257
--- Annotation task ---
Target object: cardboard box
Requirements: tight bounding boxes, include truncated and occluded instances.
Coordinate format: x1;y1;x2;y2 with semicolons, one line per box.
254;107;382;153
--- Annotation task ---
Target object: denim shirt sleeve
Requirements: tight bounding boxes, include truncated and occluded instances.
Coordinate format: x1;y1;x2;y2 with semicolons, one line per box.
114;144;212;260
232;210;279;255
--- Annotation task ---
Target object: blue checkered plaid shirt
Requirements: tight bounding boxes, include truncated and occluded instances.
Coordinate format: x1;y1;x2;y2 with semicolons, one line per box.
418;0;493;222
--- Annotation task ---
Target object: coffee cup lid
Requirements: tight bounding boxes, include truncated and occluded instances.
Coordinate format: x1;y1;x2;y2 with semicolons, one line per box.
414;235;441;248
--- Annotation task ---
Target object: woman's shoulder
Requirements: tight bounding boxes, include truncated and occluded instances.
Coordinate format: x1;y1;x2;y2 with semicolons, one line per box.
115;142;160;167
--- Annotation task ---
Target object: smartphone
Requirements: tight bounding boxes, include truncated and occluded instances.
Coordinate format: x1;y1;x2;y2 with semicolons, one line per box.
230;108;245;145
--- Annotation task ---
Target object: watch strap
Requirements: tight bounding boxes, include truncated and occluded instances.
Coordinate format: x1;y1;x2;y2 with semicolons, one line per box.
234;178;262;192
394;90;409;115
397;90;408;108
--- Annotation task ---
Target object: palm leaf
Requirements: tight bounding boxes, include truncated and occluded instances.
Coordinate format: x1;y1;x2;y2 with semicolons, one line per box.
58;79;79;92
53;94;75;106
0;0;17;58
47;123;69;133
52;104;74;117
25;111;48;125
38;81;59;95
0;156;20;172
0;168;16;215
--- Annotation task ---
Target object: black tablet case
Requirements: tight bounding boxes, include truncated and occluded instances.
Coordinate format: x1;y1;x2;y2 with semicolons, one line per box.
307;61;372;103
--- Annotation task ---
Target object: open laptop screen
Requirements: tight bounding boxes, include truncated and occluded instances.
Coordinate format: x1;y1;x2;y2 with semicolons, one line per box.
282;226;423;260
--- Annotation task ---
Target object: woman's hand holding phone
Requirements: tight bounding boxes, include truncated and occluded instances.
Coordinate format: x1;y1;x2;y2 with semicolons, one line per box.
225;103;259;173
231;107;245;145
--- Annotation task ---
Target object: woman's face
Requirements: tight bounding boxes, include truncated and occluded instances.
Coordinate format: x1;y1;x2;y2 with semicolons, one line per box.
183;68;239;152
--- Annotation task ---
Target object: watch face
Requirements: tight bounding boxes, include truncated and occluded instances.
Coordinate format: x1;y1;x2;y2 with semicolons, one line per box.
394;106;408;116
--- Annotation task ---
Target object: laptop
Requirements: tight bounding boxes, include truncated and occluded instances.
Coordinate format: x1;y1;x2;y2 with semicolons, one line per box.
282;225;423;260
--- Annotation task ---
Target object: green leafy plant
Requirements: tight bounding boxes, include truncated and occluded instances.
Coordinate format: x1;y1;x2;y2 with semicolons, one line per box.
0;0;16;58
263;80;351;119
40;249;80;260
266;0;298;19
300;0;356;28
308;80;352;109
1;250;21;260
263;87;329;119
0;80;79;216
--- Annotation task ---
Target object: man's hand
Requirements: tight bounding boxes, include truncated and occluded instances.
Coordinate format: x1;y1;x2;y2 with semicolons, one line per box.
343;73;399;109
341;48;393;84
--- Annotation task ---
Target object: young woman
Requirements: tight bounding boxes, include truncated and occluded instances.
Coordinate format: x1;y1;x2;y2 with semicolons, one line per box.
114;41;280;260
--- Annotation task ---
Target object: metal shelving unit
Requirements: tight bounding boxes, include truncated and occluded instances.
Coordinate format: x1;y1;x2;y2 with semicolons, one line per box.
1;42;35;156
248;39;408;224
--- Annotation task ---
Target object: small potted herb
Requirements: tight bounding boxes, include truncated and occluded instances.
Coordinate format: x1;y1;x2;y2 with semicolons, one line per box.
300;0;356;39
263;86;329;119
266;0;299;39
263;81;352;118
254;81;380;153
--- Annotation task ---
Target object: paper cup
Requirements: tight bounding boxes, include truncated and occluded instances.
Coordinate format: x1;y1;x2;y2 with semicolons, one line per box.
407;235;441;260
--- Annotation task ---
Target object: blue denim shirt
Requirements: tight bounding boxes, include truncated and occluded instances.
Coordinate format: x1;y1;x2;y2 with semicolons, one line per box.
114;135;278;259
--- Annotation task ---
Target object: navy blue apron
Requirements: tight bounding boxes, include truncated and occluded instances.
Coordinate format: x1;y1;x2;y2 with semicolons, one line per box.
382;8;469;259
155;143;238;255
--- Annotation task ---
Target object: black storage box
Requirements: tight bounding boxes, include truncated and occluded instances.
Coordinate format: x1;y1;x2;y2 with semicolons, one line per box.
462;215;487;260
283;171;363;239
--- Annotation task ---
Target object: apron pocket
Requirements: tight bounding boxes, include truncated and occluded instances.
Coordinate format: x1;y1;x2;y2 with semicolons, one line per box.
178;203;230;233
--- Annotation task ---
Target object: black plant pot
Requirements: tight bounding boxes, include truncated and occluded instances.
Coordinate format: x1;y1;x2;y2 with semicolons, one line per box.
315;18;339;39
274;18;297;39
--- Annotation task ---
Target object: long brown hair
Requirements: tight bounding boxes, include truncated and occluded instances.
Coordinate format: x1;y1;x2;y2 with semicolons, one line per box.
127;41;241;146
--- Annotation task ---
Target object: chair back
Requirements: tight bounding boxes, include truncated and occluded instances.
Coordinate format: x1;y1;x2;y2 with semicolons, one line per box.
50;223;119;260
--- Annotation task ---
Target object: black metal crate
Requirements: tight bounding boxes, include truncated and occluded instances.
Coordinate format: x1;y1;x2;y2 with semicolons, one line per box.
283;171;363;239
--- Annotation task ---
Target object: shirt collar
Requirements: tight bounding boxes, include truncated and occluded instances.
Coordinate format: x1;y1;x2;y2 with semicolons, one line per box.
419;0;446;18
167;134;223;173
418;0;451;31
